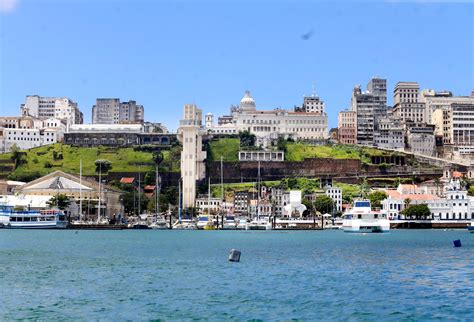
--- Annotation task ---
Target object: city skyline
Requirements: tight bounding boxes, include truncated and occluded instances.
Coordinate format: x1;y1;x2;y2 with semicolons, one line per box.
1;1;473;130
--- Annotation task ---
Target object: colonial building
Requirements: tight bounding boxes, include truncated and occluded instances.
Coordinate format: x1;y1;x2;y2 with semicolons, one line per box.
92;98;144;124
20;95;83;125
205;91;328;147
65;123;173;147
337;110;356;144
0;116;65;152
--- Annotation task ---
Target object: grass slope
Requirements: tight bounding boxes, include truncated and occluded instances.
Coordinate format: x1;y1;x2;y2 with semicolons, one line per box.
207;138;240;162
1;144;178;178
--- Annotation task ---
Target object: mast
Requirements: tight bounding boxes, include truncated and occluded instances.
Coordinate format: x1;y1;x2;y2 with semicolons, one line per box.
138;167;141;216
208;177;211;216
178;177;182;223
257;160;260;220
79;159;82;222
220;156;224;201
97;164;101;223
155;164;160;215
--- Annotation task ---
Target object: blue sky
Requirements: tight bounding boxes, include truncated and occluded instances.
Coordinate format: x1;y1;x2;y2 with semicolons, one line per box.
0;0;473;130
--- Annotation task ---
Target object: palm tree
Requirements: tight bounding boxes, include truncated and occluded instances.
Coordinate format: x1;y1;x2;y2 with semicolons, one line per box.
403;198;412;219
434;177;442;196
47;194;71;210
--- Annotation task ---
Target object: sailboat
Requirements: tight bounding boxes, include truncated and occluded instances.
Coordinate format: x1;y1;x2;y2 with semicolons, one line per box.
150;165;168;229
246;160;272;230
173;177;197;230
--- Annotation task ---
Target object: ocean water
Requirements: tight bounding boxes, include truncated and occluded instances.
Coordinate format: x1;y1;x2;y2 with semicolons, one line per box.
1;229;473;320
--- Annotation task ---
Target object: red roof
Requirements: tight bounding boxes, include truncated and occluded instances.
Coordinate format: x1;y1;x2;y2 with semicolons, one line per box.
144;185;156;191
120;177;135;184
453;171;463;178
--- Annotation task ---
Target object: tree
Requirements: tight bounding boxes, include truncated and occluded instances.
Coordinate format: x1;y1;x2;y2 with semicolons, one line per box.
434;176;442;196
403;198;412;209
359;178;370;198
368;191;387;209
95;159;112;174
10;144;26;169
401;204;431;220
122;191;149;215
301;198;314;217
239;130;256;148
47;194;71;210
314;195;334;214
153;151;164;165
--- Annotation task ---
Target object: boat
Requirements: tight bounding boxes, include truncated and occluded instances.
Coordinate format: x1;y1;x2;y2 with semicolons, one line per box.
245;217;272;230
149;215;168;229
222;215;237;230
468;222;474;233
197;215;213;230
342;199;390;233
172;218;197;230
236;218;249;230
0;207;67;229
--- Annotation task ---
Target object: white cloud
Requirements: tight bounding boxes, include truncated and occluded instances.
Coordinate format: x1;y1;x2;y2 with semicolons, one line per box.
0;0;20;13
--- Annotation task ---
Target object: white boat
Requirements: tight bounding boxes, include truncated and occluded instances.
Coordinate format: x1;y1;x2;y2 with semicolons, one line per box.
236;218;249;230
222;215;237;230
0;208;67;229
342;200;390;233
197;215;212;229
245;217;272;230
173;217;197;230
149;216;168;230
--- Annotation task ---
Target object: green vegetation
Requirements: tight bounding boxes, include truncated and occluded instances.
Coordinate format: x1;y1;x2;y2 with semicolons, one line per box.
401;204;431;220
313;195;334;214
368;191;388;209
46;194;71;210
0;143;181;180
207;138;240;161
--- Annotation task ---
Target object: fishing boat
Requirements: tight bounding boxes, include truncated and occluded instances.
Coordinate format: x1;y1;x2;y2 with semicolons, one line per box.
342;200;390;233
0;207;67;229
149;215;168;229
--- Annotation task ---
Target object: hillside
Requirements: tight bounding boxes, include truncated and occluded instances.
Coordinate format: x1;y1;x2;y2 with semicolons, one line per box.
0;144;180;181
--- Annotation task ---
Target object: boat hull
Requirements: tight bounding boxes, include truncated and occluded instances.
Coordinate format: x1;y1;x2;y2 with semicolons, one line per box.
343;219;390;233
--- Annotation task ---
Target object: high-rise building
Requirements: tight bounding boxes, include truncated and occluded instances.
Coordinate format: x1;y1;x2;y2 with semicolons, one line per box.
351;77;387;145
92;98;144;124
301;95;325;114
392;82;425;123
420;89;474;123
178;104;207;208
373;116;404;150
337;110;356;144
432;103;474;154
20;95;83;125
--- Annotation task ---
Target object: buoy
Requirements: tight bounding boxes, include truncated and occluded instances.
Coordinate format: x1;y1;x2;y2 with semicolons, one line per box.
453;239;462;248
229;249;241;262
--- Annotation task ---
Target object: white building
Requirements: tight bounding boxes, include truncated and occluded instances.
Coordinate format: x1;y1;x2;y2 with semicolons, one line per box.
195;196;222;215
420;89;474;124
0;117;65;152
325;186;342;212
204;113;239;135
21;95;83;125
406;123;436;156
178;104;207;208
232;91;328;147
373;117;405;150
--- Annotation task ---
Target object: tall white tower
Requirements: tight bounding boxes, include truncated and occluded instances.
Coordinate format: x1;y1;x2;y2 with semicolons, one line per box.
205;113;214;129
178;104;207;208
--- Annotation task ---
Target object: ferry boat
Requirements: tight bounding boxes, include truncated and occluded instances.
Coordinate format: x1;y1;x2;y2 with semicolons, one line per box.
0;207;68;229
342;200;390;233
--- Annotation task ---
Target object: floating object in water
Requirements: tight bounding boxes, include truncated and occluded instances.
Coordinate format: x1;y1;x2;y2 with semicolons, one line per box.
75;231;78;234
229;249;241;262
453;239;462;248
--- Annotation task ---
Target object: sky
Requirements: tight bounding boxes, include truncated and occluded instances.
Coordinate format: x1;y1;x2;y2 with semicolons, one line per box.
0;0;473;131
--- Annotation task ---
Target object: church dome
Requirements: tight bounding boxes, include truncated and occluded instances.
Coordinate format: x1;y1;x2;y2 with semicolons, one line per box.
239;90;256;111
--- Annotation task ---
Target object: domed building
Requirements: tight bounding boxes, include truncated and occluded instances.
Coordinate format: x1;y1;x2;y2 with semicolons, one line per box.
239;91;256;111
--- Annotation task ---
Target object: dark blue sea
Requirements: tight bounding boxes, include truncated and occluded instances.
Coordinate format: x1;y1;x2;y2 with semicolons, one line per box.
1;230;473;320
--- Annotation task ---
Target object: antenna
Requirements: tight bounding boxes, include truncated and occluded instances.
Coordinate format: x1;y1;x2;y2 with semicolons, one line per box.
312;83;316;97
